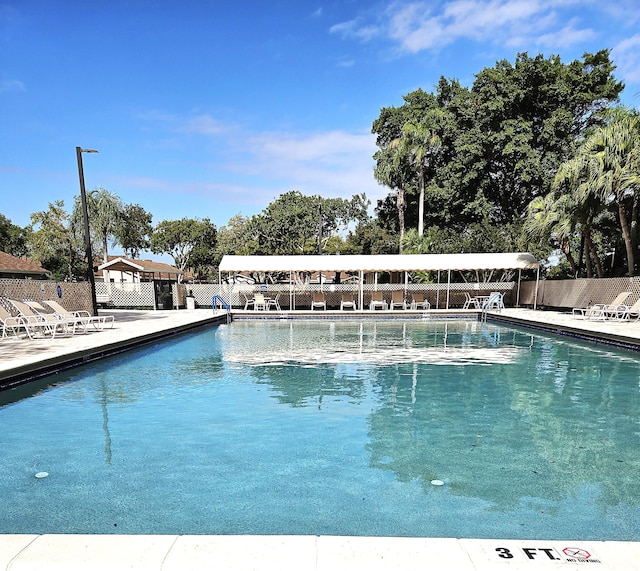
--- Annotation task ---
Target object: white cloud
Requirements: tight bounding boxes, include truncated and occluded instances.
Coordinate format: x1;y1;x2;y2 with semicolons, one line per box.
0;79;25;93
534;19;596;49
613;34;640;85
334;0;599;54
182;114;230;135
330;19;379;42
135;111;385;211
224;129;381;205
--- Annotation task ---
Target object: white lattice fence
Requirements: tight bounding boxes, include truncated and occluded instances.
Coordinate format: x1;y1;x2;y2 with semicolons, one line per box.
0;279;93;315
519;277;640;309
195;282;516;310
95;282;155;308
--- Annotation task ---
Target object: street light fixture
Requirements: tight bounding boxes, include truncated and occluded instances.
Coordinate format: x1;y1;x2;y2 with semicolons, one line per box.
76;146;99;316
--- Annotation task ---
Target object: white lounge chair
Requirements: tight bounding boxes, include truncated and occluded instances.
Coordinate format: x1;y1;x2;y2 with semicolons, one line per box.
311;292;326;310
390;290;407;310
44;299;114;331
411;294;430;310
0;305;24;339
6;299;65;339
369;291;387;311
572;292;631;320
613;298;640;321
340;293;356;310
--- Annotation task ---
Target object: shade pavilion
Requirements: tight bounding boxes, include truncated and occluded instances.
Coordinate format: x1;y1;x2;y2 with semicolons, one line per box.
219;253;540;310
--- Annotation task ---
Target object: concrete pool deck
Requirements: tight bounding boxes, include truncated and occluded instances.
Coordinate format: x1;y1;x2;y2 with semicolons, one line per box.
1;307;639;570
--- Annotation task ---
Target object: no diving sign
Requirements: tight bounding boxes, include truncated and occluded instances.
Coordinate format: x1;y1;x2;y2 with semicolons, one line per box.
495;545;601;563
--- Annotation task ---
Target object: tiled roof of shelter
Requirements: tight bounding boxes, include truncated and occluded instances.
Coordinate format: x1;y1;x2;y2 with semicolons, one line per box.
0;251;50;276
97;256;182;275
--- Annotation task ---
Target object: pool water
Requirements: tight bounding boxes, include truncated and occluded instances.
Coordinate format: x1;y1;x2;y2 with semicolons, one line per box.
1;319;639;539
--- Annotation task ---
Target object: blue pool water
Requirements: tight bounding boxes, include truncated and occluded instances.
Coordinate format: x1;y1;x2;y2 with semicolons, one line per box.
1;319;639;539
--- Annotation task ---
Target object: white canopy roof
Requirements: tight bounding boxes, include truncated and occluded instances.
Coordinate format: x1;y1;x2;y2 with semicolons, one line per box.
219;253;539;273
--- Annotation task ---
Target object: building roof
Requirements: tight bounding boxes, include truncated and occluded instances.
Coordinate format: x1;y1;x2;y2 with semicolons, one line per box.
0;251;50;277
219;253;539;274
97;256;183;276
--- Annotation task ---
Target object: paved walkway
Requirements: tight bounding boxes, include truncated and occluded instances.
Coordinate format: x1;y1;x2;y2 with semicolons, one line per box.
1;307;639;570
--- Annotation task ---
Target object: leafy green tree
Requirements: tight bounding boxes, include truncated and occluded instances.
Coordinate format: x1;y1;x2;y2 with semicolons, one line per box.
29;201;84;280
343;218;398;255
371;50;624;251
249;191;369;255
213;214;255;266
0;214;29;257
114;203;153;259
151;218;217;281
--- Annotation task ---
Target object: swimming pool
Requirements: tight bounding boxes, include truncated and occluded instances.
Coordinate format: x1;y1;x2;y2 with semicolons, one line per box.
0;319;638;539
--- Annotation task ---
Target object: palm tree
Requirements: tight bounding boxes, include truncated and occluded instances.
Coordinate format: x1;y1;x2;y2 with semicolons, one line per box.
401;113;442;236
580;111;640;275
373;146;410;250
87;187;124;263
525;193;578;277
553;158;606;278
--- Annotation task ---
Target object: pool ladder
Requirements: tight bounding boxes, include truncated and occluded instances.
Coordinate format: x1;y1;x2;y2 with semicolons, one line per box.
212;295;232;324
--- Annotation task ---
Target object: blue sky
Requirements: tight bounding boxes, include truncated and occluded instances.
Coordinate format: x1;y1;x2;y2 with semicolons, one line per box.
1;0;639;244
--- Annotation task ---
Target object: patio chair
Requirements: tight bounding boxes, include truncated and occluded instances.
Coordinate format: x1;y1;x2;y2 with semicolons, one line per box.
463;292;481;309
6;299;65;339
572;292;631;321
242;292;255;310
390;290;407;310
340;293;356;310
410;294;430;310
266;292;281;311
43;299;114;331
311;292;326;310
253;293;268;311
0;305;24;339
369;291;388;311
481;292;504;311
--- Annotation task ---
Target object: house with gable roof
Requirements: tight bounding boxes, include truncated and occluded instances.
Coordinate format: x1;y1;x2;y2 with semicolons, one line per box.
0;251;50;280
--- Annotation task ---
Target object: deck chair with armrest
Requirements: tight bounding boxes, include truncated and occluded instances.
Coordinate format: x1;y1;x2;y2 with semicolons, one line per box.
0;305;24;339
25;300;90;335
369;291;388;311
411;294;430;310
266;292;281;311
572;292;632;321
6;299;65;339
614;298;640;321
311;292;326;310
44;299;114;331
463;292;481;309
390;290;407;310
340;293;356;310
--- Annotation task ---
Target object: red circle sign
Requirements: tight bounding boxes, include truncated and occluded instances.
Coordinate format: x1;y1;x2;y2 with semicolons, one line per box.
563;547;591;559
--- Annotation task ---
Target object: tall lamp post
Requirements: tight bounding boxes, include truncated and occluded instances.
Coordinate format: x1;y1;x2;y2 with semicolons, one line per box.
76;146;99;316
